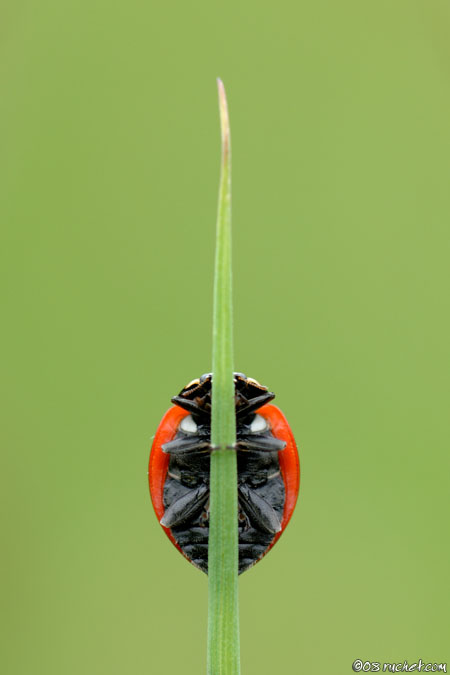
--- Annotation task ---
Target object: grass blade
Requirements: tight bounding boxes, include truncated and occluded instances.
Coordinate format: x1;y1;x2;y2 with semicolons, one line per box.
207;79;240;675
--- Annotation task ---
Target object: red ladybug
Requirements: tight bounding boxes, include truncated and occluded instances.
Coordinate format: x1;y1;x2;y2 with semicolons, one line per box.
148;373;300;574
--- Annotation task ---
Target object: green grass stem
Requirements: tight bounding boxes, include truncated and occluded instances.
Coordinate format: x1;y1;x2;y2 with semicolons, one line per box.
207;79;240;675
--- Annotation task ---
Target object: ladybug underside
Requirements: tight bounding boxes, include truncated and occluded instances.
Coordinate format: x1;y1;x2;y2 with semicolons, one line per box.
161;373;286;574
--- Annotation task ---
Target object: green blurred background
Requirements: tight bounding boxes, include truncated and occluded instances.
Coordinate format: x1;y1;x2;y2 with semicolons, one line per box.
2;1;449;673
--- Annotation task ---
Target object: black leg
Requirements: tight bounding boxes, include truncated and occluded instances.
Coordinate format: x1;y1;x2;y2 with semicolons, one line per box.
236;392;275;418
236;435;286;452
160;484;209;528
238;483;282;534
171;396;209;416
162;438;211;455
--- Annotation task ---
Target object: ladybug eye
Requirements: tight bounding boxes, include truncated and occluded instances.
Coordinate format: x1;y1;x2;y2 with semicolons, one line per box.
249;414;268;434
179;415;198;434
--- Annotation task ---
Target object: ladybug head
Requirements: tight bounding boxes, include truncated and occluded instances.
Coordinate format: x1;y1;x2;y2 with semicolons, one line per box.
171;372;275;419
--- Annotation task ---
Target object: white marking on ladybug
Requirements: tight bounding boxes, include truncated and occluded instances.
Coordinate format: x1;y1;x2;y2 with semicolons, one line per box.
185;378;200;388
247;377;262;386
249;414;268;434
179;414;198;434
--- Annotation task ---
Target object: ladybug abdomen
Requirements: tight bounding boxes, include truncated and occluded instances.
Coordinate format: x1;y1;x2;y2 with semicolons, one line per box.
163;442;285;574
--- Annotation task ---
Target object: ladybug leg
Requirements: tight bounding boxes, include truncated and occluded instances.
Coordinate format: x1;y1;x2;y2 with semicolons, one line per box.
162;438;211;455
238;483;282;534
171;396;208;416
235;392;275;418
160;484;209;528
236;435;286;452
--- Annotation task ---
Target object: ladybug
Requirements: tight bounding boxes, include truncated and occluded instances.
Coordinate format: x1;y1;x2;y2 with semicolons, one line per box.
148;373;300;574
